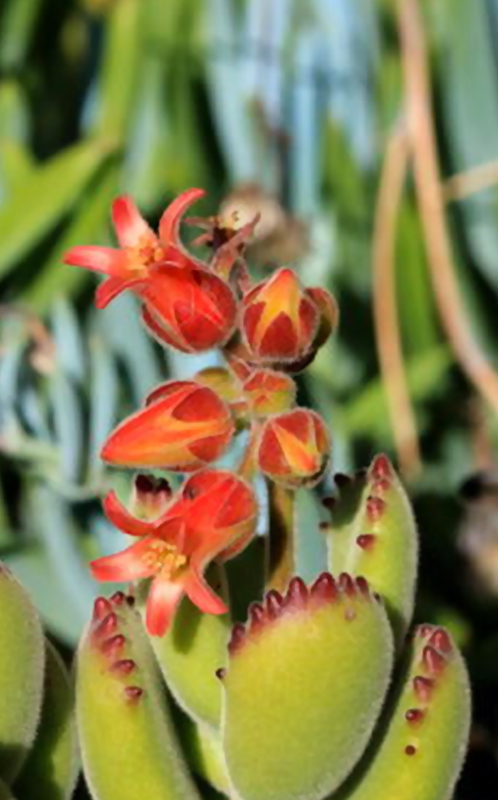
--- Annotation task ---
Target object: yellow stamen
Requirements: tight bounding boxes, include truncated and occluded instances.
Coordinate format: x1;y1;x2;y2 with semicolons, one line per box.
142;540;188;577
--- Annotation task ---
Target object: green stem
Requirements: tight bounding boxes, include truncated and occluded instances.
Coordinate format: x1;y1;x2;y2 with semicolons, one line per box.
265;482;296;593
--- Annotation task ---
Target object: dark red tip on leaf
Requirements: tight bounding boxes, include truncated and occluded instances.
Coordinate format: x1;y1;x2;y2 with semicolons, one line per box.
405;745;417;756
110;659;136;676
413;675;434;702
215;668;226;680
372;478;390;493
126;595;135;607
110;591;126;605
124;686;143;703
366;495;386;521
229;624;246;655
319;521;331;532
338;573;356;597
266;589;284;619
310;572;338;601
405;708;425;724
357;533;376;550
94;612;118;639
422;645;447;674
93;597;112;621
429;628;452;654
286;576;308;608
249;602;266;629
355;576;370;596
371;454;392;479
101;634;126;656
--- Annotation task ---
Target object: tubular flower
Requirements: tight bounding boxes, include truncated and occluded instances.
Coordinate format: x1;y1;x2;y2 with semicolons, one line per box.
90;470;258;635
101;380;235;471
257;408;331;488
241;267;337;370
63;188;207;309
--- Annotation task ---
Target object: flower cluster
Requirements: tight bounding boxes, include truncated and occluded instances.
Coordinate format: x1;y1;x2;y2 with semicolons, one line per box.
65;189;337;635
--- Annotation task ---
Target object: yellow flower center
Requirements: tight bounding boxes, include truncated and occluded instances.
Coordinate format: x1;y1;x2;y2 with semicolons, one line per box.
126;234;165;273
142;539;188;577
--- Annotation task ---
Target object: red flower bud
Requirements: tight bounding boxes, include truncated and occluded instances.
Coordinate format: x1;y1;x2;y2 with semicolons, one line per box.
257;408;331;488
101;380;234;471
240;269;337;371
141;264;237;353
242;369;296;418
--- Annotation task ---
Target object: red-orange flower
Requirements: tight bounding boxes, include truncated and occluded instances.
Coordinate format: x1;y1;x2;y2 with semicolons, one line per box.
64;188;206;309
139;263;237;353
257;408;331;488
90;469;258;635
64;189;239;353
241;268;337;370
101;380;234;471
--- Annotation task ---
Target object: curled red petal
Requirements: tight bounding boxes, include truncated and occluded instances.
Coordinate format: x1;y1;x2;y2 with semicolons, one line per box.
90;538;158;582
184;568;228;616
103;490;154;537
158;188;206;245
145;575;185;636
63;246;123;276
112;195;155;248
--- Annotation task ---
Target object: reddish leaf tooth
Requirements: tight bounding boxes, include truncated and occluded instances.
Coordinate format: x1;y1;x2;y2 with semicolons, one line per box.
404;745;417;756
357;533;376;551
110;659;136;676
413;675;434;702
405;708;425;724
124;686;144;704
422;645;447;674
366;495;386;521
93;612;119;640
429;628;452;654
93;597;113;621
338;573;356;597
101;634;127;658
370;454;392;480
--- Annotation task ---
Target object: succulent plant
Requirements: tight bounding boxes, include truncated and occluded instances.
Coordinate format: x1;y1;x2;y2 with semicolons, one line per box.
0;563;78;800
63;188;470;800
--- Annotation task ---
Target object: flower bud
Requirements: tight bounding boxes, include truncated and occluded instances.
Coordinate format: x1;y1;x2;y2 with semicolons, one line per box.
240;269;337;370
141;264;237;353
130;475;172;520
101;380;234;471
257;409;330;488
242;369;296;418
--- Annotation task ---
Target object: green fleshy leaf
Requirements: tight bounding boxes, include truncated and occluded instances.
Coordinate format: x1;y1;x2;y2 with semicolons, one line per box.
326;454;418;645
336;625;471;800
76;594;201;800
144;565;230;729
177;714;230;794
222;574;394;800
0;562;45;784
14;640;79;800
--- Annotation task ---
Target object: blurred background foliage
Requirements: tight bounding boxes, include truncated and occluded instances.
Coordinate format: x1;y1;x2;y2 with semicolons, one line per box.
2;0;498;796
